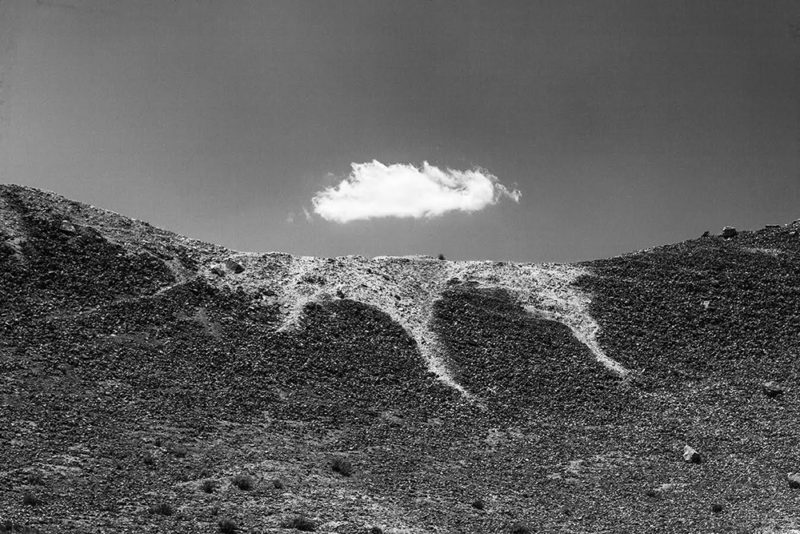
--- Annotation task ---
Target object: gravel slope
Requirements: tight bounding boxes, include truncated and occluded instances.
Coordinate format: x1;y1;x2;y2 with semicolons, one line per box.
2;184;800;533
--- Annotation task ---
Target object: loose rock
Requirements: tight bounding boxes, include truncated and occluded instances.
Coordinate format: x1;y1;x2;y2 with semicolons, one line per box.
721;226;738;238
59;220;77;233
762;381;784;399
683;445;701;464
224;259;245;274
788;473;800;489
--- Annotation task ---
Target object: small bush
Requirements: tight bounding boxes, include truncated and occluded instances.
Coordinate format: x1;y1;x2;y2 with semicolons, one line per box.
232;474;253;491
644;488;658;498
143;453;155;466
170;444;188;458
218;519;237;533
154;437;162;447
200;480;216;493
26;472;44;485
22;492;38;506
369;528;384;534
437;253;446;260
471;499;485;510
150;503;173;516
272;478;284;489
711;503;724;513
510;523;532;534
282;515;316;531
331;457;353;477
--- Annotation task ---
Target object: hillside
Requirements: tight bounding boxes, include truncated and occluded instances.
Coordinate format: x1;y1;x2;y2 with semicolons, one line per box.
2;183;800;533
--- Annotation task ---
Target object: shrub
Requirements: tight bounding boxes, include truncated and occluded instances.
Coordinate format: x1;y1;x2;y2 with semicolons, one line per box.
369;528;384;534
26;472;44;485
232;474;253;491
218;519;237;533
272;478;284;489
711;503;724;513
471;499;485;510
282;515;316;531
22;492;38;506
200;480;216;493
510;523;532;534
170;444;188;458
149;503;173;516
331;457;353;477
143;453;155;466
437;253;446;260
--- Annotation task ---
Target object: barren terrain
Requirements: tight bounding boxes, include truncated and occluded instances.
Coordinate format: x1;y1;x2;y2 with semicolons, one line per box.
2;184;800;533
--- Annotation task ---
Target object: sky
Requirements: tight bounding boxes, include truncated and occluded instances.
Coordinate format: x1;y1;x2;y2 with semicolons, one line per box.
0;0;798;262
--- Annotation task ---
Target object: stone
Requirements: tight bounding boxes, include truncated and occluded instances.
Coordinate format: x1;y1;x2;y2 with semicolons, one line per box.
683;445;701;464
59;220;77;233
788;473;800;489
224;259;244;274
721;226;738;238
763;381;784;398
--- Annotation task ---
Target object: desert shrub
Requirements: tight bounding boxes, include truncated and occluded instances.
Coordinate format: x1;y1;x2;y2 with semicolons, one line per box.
272;478;284;489
26;472;44;485
644;488;658;498
369;528;384;534
22;492;38;506
149;503;173;516
231;474;253;490
170;444;188;458
143;453;155;466
437;253;446;260
282;515;316;531
711;503;724;513
154;437;162;447
510;523;531;534
331;457;353;477
200;480;216;493
218;519;237;533
471;498;485;510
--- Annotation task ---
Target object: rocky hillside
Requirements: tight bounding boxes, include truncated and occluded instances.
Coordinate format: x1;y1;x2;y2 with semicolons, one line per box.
2;183;800;533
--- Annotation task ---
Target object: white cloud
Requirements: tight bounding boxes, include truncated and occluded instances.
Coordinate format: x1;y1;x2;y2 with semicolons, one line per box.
311;161;521;223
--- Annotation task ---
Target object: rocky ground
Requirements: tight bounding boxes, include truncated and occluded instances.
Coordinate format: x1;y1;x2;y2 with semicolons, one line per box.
2;184;800;533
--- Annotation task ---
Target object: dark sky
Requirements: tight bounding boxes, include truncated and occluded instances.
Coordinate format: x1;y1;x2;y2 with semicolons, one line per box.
1;0;798;262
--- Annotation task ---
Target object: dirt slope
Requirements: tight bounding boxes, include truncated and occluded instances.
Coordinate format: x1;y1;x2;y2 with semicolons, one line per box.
2;184;800;533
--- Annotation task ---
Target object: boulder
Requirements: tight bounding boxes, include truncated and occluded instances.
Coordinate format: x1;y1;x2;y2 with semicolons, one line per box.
683;445;701;464
721;226;738;238
762;381;784;398
224;259;245;274
59;220;77;234
788;473;800;489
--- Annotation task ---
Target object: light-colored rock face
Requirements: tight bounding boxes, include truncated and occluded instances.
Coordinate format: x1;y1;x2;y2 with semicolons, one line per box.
203;253;630;400
0;185;629;401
